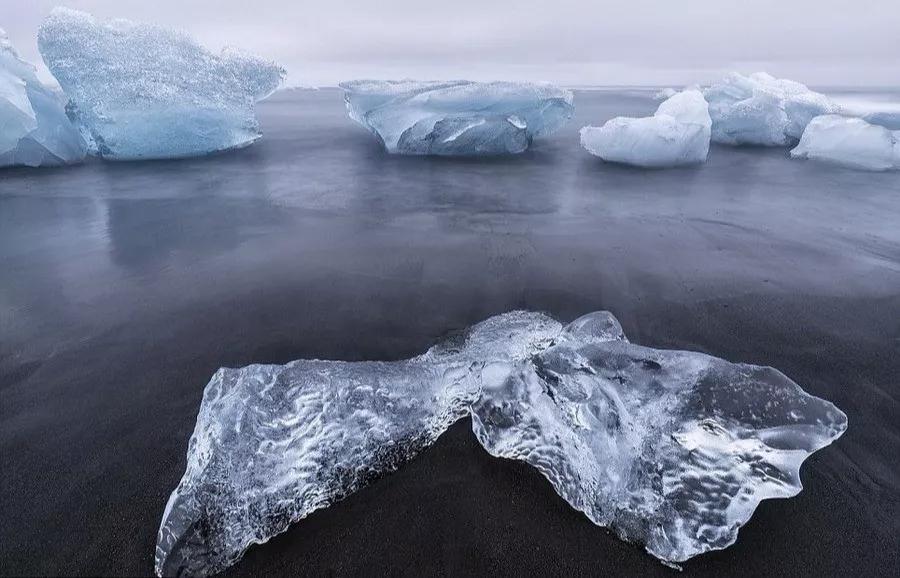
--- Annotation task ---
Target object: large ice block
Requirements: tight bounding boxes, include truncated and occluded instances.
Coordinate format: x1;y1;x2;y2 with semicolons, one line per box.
37;8;285;160
580;90;711;168
703;72;838;146
339;80;574;155
1;28;85;168
791;114;899;171
471;311;847;563
156;310;846;576
155;312;561;577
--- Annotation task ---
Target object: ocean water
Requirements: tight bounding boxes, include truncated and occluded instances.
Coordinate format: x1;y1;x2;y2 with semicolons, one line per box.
1;89;898;576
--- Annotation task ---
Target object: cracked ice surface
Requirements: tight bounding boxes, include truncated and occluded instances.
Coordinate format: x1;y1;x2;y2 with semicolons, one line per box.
37;8;284;160
1;28;85;168
339;80;574;155
156;311;846;576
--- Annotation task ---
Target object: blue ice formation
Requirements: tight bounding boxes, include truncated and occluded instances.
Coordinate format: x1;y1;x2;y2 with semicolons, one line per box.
37;8;284;160
580;90;711;168
1;28;85;168
791;114;899;171
703;72;838;146
156;311;846;576
339;80;574;155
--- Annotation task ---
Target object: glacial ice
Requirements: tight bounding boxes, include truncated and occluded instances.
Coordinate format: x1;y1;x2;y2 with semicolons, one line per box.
580;90;711;168
472;311;847;562
703;72;838;146
156;311;846;576
1;28;85;168
155;312;561;577
791;114;899;171
37;8;285;160
339;80;574;155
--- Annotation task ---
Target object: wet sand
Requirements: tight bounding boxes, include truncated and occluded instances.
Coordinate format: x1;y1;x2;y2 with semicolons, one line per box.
1;89;898;576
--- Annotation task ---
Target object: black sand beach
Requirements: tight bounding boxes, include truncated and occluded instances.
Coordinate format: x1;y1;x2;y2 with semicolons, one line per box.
1;89;898;576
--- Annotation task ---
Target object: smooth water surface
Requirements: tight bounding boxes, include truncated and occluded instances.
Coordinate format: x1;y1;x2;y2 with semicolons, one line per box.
1;89;898;576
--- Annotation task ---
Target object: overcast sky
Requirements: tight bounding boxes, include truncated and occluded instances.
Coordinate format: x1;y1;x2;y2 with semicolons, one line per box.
5;0;900;87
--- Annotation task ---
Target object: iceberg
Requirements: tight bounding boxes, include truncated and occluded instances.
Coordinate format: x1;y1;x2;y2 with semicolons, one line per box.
37;8;284;160
339;80;574;155
1;28;85;168
703;72;838;146
791;114;899;171
156;311;846;576
580;90;711;168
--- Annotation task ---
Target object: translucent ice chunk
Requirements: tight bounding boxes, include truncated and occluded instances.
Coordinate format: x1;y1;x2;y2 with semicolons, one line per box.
156;311;846;576
0;28;85;168
37;8;284;160
471;311;848;562
580;90;711;168
791;114;899;171
703;72;838;146
339;80;574;155
155;312;561;577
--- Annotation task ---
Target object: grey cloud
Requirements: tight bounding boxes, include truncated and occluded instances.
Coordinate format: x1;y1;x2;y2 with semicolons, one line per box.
3;0;899;86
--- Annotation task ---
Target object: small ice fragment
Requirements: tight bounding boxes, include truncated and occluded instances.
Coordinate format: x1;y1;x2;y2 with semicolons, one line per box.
791;114;899;171
580;90;711;168
37;8;285;160
338;80;574;155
